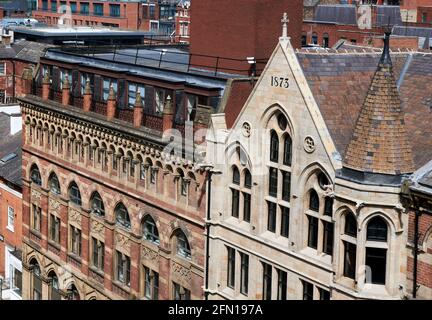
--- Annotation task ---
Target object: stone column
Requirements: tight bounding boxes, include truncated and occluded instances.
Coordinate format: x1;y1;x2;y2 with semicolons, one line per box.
81;209;90;277
42;72;51;100
129;234;142;297
83;78;92;112
104;221;115;292
162;95;174;135
133;91;143;128
61;73;71;106
106;85;117;121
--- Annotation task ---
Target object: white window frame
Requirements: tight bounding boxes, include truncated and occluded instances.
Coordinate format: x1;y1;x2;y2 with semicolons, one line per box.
0;62;6;76
7;206;14;232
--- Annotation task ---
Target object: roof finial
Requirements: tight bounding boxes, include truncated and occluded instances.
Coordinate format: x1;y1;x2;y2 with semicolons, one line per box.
380;24;392;66
281;12;289;38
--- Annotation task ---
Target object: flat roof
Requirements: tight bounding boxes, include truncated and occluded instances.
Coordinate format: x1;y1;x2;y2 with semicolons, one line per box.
9;26;153;37
46;45;249;83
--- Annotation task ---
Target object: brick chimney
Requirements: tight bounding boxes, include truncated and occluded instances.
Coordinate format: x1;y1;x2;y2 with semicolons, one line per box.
62;73;71;106
133;90;143;128
162;95;174;134
106;84;117;120
83;78;92;112
42;71;51;100
21;68;33;95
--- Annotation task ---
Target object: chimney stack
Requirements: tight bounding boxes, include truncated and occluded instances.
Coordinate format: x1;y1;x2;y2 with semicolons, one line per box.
2;31;12;48
61;73;71;106
42;71;51;100
133;90;143;128
21;68;33;95
83;78;92;112
162;95;174;134
106;84;117;120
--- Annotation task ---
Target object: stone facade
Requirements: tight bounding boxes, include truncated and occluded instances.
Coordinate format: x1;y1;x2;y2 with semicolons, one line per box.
205;31;418;300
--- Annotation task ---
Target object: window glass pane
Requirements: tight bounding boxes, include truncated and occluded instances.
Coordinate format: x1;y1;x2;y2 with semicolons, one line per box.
277;269;287;300
227;247;235;288
240;253;249;295
283;135;292;166
269;167;278;197
309;190;319;211
231;189;239;218
270;130;279;162
365;248;387;285
262;263;272;300
267;202;276;232
343;241;356;279
307;215;318;249
243;192;251;222
345;213;357;237
367;217;387;241
302;281;313;300
282;171;291;201
323;221;334;256
280;206;290;238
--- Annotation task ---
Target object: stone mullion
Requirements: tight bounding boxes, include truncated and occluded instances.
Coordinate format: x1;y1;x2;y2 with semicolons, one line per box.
75;140;82;163
43;127;49;150
129;234;141;297
81;209;90;277
131;158;139;183
82;141;89;167
61;134;68;159
106;150;113;175
24;119;30;146
59;201;69;261
158;248;171;300
104;221;115;292
40;193;49;251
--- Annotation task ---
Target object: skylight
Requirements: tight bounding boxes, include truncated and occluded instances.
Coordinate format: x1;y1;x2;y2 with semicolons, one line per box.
0;152;17;164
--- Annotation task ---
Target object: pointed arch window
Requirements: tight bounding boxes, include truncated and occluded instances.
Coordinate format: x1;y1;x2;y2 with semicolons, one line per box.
345;213;357;237
115;203;131;230
176;230;191;259
48;173;61;195
90;192;105;216
324;197;333;216
232;166;240;185
283;135;292;166
30;259;42;300
367;217;388;242
30;164;42;186
270;130;279;163
48;271;61;300
309;189;319;212
68;182;82;206
143;215;160;244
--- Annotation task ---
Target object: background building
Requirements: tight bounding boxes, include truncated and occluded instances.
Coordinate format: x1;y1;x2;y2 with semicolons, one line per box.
0;103;23;300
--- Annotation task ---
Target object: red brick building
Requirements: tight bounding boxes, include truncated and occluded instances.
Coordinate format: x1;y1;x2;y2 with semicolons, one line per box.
0;105;23;300
302;4;402;48
189;0;303;76
174;0;190;43
402;167;432;299
0;35;51;103
32;0;179;34
17;36;253;299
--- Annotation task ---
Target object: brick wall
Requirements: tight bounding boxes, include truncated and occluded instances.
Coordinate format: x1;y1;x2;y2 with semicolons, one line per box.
189;0;303;75
407;210;432;298
0;182;22;277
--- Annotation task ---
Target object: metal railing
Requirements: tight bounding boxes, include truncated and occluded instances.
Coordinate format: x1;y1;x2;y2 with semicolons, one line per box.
56;40;268;77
